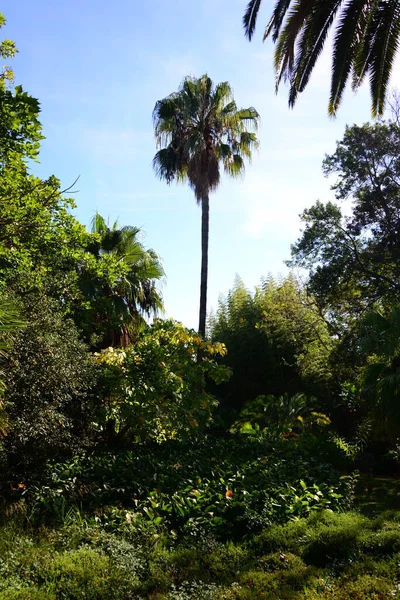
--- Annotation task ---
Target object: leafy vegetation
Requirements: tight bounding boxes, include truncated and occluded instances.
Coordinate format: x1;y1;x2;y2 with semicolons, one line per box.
1;8;400;599
2;507;400;598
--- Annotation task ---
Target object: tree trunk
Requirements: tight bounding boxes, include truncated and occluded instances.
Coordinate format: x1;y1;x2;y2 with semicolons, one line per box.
198;193;209;338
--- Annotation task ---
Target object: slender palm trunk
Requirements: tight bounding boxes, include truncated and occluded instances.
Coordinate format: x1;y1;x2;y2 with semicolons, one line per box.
198;193;209;338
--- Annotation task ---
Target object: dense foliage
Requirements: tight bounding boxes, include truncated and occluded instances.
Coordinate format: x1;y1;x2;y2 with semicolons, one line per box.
209;275;334;411
3;300;97;473
1;9;400;599
95;320;231;444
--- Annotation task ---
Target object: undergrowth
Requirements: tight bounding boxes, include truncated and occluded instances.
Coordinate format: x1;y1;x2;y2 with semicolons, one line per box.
1;508;400;598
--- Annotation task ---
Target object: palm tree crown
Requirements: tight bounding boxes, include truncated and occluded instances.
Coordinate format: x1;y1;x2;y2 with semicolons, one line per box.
89;213;164;346
153;74;259;337
153;75;259;201
243;0;400;117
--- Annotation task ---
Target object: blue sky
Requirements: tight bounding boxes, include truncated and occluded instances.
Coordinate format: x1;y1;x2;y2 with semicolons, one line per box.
4;0;396;329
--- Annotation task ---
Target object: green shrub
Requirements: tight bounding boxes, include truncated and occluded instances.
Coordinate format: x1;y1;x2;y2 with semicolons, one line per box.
0;589;55;600
95;319;231;444
4;300;98;475
36;548;133;599
25;434;355;535
333;574;393;599
359;529;400;556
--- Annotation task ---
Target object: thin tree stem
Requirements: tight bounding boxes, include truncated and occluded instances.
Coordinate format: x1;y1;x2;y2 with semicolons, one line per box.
198;193;209;338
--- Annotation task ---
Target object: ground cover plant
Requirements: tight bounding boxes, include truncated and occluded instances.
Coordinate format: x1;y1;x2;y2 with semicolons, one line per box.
2;503;400;599
11;433;354;536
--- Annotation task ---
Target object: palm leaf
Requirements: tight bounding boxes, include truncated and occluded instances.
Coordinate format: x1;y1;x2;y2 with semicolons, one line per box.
289;0;342;106
244;0;263;40
329;0;370;115
265;0;293;42
368;0;400;117
273;0;316;89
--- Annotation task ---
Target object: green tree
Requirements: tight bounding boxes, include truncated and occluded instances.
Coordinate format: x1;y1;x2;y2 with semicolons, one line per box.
289;120;400;331
4;298;98;472
243;0;400;116
95;319;231;444
89;212;164;347
153;75;259;337
0;297;25;393
361;306;400;441
0;14;42;164
209;274;333;410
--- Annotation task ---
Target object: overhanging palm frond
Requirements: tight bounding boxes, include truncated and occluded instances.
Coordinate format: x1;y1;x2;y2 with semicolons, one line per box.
329;0;369;116
368;0;400;118
265;0;293;42
244;0;400;116
244;0;263;40
288;0;342;106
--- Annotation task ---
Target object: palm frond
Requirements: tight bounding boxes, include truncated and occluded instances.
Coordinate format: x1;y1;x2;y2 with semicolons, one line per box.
244;0;263;40
212;81;233;110
152;147;180;183
224;154;245;177
153;95;180;130
265;0;293;42
237;107;260;128
221;101;237;116
91;211;108;235
368;0;400;117
289;0;342;106
274;0;315;89
329;0;369;116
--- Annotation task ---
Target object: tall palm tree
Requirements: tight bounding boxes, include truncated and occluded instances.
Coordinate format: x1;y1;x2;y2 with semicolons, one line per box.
153;74;259;338
243;0;400;117
89;213;164;347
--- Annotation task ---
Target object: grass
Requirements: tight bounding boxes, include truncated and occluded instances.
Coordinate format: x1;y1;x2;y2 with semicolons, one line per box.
2;492;400;599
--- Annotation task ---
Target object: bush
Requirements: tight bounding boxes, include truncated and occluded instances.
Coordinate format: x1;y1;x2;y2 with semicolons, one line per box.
3;298;98;475
36;548;131;599
95;319;231;444
24;434;355;535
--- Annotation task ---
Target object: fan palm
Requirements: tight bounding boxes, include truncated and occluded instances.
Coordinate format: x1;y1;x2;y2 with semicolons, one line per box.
90;213;164;346
153;74;259;337
243;0;400;117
